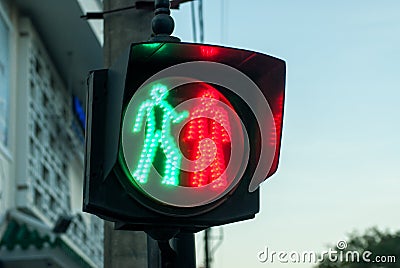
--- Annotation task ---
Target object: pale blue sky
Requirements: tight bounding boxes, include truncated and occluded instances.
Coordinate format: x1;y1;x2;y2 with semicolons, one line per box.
172;1;400;267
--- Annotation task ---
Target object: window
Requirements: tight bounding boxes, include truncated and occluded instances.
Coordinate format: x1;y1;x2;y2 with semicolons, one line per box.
34;189;42;206
34;121;42;140
0;9;10;148
42;164;49;184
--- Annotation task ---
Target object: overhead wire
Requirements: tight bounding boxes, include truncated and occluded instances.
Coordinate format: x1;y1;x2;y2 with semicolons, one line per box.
190;1;197;42
198;0;204;43
220;0;225;43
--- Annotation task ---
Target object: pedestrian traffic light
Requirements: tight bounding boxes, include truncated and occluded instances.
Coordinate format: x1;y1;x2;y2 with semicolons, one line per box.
83;42;285;231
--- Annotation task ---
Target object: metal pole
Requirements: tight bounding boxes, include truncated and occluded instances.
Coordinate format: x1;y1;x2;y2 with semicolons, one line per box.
150;2;196;264
103;1;153;267
173;233;196;268
147;235;161;268
103;0;153;67
204;229;211;268
103;1;192;267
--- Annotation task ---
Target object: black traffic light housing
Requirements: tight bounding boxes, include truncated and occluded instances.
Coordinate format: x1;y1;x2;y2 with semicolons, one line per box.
83;42;285;232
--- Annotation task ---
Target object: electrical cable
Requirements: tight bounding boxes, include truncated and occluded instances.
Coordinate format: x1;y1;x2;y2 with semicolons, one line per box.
198;0;204;43
220;0;225;43
81;0;194;20
191;1;197;42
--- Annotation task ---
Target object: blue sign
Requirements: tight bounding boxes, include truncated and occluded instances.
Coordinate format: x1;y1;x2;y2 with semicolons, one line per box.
72;96;85;131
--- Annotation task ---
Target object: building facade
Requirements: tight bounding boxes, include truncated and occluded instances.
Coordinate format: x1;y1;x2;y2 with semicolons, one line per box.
0;0;103;267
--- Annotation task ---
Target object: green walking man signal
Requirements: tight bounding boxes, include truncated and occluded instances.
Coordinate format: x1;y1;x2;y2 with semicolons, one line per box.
132;84;189;186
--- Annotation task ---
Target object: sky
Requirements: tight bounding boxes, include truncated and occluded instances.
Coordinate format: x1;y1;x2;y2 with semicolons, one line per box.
171;1;400;267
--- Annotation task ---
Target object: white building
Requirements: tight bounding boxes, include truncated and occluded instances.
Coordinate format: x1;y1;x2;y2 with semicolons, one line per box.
0;0;104;267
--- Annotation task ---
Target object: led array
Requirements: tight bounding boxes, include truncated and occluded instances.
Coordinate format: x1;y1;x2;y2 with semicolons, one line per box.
183;87;231;188
269;93;284;146
131;84;188;186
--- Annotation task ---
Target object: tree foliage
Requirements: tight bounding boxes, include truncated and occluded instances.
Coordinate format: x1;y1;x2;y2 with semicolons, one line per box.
316;227;400;268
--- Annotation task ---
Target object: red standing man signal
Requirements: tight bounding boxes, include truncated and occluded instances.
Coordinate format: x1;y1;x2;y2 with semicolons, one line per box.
182;85;232;189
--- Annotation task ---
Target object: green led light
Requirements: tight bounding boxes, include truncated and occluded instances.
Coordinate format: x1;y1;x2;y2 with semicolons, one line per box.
142;43;162;48
131;84;188;186
140;43;166;52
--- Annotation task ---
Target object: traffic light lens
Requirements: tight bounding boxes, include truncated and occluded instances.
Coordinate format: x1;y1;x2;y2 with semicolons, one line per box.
120;81;246;207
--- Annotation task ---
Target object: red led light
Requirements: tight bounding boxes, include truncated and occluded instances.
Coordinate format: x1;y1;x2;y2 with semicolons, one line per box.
182;85;232;188
200;46;219;57
270;93;284;146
